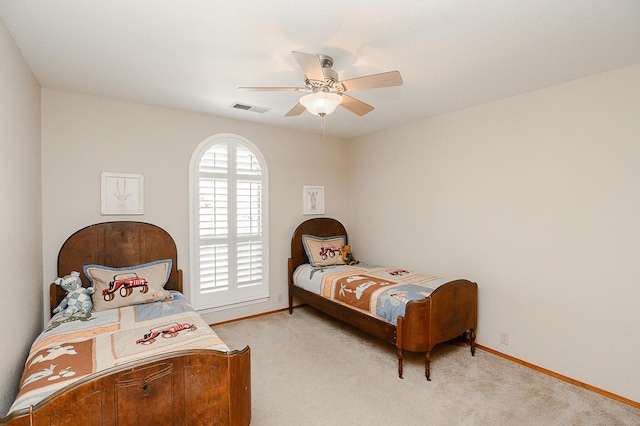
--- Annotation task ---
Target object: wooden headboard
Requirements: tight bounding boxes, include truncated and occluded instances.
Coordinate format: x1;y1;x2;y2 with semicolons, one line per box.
290;217;347;272
50;221;183;314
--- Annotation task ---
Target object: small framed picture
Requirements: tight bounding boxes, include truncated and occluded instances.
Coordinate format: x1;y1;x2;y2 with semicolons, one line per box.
101;172;144;215
303;185;325;215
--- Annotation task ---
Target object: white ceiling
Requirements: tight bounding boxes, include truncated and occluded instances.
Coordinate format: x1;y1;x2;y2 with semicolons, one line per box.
1;0;639;138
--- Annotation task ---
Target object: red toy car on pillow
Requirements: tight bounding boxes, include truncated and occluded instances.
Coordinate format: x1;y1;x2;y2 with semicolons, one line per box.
102;273;148;301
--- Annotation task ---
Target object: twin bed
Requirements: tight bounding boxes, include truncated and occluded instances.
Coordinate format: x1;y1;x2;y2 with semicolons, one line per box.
1;221;251;426
288;217;478;380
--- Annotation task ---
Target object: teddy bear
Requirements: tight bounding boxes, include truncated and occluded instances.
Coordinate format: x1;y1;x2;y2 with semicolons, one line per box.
342;245;359;266
52;271;95;316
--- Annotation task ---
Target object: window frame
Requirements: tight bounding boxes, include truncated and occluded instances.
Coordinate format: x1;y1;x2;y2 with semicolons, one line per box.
189;133;269;312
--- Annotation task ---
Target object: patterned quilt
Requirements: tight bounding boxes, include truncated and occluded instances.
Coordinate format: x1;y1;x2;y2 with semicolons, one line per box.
8;292;228;415
293;264;453;325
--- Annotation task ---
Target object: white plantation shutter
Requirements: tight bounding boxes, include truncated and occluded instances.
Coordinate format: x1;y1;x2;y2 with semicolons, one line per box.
191;135;268;309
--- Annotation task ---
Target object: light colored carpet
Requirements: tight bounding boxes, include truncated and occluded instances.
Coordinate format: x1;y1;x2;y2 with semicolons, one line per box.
214;307;639;426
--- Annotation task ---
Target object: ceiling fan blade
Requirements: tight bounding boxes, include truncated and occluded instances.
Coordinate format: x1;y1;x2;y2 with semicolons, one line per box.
239;86;307;92
340;70;403;91
285;103;307;117
292;51;325;82
340;94;374;116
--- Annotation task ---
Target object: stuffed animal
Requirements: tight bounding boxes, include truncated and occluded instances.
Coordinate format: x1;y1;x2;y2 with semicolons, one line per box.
342;245;359;266
52;271;94;316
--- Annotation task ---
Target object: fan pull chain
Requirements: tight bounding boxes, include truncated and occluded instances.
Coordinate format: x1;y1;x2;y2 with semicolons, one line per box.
320;113;326;140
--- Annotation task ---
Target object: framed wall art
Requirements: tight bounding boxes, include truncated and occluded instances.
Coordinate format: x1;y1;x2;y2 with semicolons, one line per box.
303;185;324;215
101;172;144;215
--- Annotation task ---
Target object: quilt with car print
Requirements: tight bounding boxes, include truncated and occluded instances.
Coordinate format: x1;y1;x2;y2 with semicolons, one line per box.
8;292;228;415
293;264;456;325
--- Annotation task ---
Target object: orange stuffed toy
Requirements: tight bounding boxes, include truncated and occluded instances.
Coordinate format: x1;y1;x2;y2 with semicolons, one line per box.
342;245;359;265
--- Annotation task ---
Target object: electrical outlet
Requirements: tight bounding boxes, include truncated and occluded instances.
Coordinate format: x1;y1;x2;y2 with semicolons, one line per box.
500;332;509;345
277;293;283;303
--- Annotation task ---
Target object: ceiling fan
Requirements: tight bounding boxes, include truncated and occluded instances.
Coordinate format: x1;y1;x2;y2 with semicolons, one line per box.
239;51;403;118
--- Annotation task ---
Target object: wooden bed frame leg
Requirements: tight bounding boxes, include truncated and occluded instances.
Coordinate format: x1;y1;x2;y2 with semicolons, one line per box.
396;316;404;379
470;329;476;356
288;258;294;315
425;351;431;381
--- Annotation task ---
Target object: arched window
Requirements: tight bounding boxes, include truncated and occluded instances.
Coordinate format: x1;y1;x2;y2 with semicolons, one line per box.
190;134;268;310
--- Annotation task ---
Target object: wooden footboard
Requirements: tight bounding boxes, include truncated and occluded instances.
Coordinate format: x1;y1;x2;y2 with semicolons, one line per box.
0;348;251;426
427;279;477;348
401;279;477;353
399;279;477;379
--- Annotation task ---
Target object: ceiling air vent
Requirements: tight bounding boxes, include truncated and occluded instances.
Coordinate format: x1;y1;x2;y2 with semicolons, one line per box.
231;102;270;114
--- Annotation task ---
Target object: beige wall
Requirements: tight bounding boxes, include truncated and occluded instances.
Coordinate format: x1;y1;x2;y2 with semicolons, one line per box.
0;18;42;415
347;64;640;402
41;88;351;325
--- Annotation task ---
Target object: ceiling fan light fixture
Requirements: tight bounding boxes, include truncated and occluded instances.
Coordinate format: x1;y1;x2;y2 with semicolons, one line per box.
300;91;343;116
